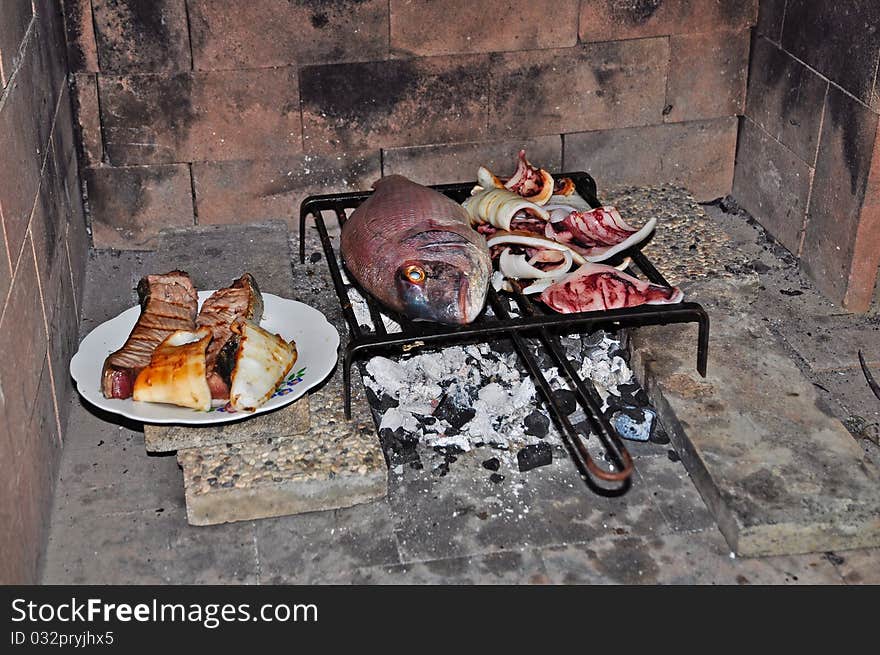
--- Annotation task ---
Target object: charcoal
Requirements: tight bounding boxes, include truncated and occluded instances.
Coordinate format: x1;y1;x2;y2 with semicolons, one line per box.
482;457;501;471
365;385;399;411
517;442;553;472
823;552;845;566
554;389;577;416
432;393;476;430
650;422;671;444
379;426;418;447
667;449;681;462
490;339;516;355
616;382;649;406
718;195;740;213
489;473;505;484
433;445;462;464
523;409;550;437
582;330;610;348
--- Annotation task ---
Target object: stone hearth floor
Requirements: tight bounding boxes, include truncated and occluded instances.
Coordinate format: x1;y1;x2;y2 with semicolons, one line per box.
40;191;880;584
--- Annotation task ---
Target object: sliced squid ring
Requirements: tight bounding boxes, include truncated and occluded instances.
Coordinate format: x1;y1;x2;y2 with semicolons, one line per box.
519;258;633;295
498;247;574;280
486;230;587;266
462;189;549;230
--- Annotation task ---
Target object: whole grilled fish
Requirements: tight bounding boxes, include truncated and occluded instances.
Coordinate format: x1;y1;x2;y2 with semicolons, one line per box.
341;175;492;324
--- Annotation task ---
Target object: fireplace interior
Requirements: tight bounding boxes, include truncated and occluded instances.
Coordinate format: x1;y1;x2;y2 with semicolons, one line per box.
1;0;879;584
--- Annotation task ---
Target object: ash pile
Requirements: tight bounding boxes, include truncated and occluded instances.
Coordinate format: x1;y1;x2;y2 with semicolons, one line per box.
348;286;667;483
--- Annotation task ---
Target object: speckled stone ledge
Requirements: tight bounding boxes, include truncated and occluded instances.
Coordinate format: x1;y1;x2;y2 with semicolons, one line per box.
603;185;750;285
177;371;386;526
144;398;310;453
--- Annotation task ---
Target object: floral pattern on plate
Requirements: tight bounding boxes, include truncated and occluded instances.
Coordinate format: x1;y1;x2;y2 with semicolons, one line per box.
207;367;308;413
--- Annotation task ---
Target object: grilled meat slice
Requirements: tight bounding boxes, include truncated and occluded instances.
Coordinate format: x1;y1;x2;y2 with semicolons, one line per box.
196;273;264;400
101;270;198;399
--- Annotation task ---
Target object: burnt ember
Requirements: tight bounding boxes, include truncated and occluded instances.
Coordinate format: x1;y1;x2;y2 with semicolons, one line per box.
523;409;550;437
358;320;658;483
482;457;501;471
517;442;553;472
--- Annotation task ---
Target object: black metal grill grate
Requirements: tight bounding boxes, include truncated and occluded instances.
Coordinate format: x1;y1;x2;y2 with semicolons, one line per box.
299;173;709;494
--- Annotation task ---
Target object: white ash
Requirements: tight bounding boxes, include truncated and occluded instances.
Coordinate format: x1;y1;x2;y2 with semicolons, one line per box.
573;335;633;410
345;284;402;333
363;332;632;454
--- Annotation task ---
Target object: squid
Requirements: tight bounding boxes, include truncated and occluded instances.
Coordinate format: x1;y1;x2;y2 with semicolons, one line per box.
132;328;213;410
471;151;556;206
539;263;683;313
545;206;657;263
462;188;549;231
503;150;555;205
228;320;298;412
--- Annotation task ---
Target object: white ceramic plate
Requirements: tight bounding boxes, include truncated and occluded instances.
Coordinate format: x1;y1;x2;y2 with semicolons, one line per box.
70;292;340;425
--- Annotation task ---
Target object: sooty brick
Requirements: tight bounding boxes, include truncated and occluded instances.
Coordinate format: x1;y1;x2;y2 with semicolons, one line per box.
92;0;191;73
301;56;490;154
86;164;194;249
99;68;301;165
187;0;388;70
578;0;758;43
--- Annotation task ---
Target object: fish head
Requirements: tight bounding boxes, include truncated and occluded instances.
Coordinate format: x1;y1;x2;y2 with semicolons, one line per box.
395;230;491;324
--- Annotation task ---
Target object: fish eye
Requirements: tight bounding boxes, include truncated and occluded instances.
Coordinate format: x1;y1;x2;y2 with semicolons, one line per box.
402;265;426;284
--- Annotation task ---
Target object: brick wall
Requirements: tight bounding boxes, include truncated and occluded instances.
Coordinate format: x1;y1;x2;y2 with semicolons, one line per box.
62;1;758;249
0;1;88;582
733;1;880;312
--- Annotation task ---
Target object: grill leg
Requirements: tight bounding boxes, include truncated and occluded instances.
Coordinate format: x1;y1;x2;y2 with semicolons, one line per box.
343;346;354;420
697;308;710;377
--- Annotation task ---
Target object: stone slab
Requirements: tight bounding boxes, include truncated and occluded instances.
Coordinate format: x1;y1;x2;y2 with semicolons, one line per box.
144;397;310;453
300;56;490;155
781;0;880;107
177;372;386;526
665;29;750;124
630;276;880;557
192;152;382;229
98;68;301;166
86;164;195;249
578;0;758;43
745;36;827;166
489;39;669;139
390;0;578;57
188;0;389;70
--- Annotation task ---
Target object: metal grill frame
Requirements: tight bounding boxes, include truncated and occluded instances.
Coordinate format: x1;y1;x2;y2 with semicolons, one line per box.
299;172;709;493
